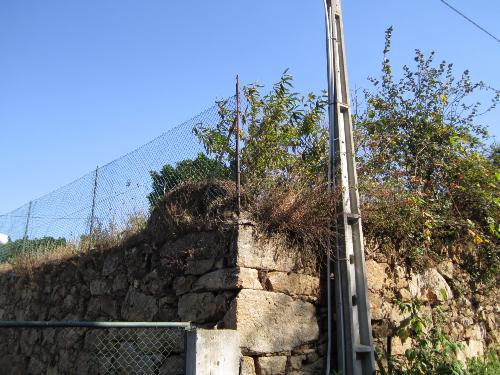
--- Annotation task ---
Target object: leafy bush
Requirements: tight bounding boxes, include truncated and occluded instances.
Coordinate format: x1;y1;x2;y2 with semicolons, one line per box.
467;348;500;375
148;152;230;206
194;70;328;187
387;299;500;375
356;28;499;281
390;299;466;375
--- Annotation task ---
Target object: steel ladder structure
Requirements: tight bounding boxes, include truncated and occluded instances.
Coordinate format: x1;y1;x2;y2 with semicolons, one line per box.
324;1;375;374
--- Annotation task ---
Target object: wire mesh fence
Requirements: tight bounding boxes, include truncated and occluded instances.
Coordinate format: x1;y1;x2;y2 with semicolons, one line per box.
0;321;189;374
0;96;239;262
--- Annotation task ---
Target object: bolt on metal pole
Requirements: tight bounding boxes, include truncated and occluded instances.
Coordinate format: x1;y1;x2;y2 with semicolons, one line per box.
324;1;375;374
235;75;242;214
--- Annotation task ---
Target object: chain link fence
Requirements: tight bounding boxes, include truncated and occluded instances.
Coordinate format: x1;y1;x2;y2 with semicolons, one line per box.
0;321;190;374
0;96;239;262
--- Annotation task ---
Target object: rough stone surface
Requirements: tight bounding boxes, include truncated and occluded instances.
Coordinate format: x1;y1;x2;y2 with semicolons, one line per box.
89;279;108;296
409;268;453;303
121;287;157;321
192;267;262;292
266;272;319;299
224;289;319;354
391;336;412;356
0;224;495;374
255;356;288;375
186;258;214;275
178;292;217;323
437;260;454;280
235;225;300;272
240;356;257;375
366;260;388;292
173;275;197;296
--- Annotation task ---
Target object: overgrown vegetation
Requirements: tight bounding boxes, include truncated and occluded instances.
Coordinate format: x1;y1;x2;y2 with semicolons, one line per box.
383;299;500;375
467;348;500;375
390;299;465;374
179;29;499;285
148;153;230;206
357;28;499;283
0;236;66;262
1;214;147;276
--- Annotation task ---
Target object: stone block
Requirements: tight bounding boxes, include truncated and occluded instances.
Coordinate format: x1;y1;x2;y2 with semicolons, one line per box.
366;260;388;292
234;225;299;272
462;339;484;360
186;258;215;275
368;291;386;321
178;292;217;323
224;289;319;354
409;268;453;303
240;356;256;375
121;287;158;321
437;260;454;279
391;336;411;356
112;273;128;292
173;276;197;296
89;279;108;296
102;253;121;276
87;296;117;319
288;355;306;371
157;298;178;321
255;356;287;375
192;268;262;292
266;272;319;299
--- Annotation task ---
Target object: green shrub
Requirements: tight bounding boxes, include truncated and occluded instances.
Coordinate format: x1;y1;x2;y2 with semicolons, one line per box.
148;152;230;206
356;28;499;281
467;349;500;375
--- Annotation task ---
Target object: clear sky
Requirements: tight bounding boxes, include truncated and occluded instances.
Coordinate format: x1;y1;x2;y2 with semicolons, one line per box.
1;0;499;214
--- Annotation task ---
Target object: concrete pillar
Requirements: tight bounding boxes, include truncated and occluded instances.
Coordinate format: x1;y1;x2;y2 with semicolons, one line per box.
186;329;240;375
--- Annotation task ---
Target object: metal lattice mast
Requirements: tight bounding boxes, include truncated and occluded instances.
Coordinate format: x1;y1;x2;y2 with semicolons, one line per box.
324;1;375;374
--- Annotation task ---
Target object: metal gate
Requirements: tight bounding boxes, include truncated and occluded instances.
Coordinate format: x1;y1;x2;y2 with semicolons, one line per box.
0;321;191;375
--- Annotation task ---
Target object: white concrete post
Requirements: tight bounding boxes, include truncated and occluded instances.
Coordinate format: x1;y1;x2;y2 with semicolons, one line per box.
186;329;241;375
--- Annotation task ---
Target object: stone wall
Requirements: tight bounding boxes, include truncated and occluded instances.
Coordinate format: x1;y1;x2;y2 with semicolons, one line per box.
0;215;496;374
0;218;324;374
365;249;498;368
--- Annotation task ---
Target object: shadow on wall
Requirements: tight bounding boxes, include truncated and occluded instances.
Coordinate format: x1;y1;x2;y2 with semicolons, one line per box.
0;181;326;374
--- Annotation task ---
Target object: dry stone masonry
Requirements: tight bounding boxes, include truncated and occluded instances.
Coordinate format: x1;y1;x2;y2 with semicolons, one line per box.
0;218;323;374
365;253;498;367
0;215;496;374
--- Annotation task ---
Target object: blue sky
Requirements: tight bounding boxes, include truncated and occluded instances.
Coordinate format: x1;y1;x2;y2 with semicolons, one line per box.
0;0;499;214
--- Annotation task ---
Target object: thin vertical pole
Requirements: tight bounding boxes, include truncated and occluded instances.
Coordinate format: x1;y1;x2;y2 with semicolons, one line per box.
88;166;99;250
22;201;32;253
235;75;241;214
324;1;344;374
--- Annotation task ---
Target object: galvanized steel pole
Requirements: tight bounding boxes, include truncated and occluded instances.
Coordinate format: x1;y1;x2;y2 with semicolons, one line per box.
323;1;375;374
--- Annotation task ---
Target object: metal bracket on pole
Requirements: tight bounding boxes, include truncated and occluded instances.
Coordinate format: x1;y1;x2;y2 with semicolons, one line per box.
324;1;375;374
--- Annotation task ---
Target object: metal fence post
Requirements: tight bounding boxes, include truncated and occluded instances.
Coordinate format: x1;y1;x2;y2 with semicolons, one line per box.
21;201;32;254
88;166;99;250
235;75;241;214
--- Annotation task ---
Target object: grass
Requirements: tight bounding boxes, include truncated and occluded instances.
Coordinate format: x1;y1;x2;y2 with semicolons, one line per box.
0;212;147;277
